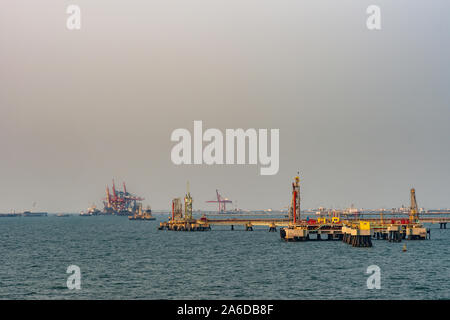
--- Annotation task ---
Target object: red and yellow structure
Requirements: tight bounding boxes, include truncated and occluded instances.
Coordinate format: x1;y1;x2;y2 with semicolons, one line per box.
158;176;446;245
280;176;431;246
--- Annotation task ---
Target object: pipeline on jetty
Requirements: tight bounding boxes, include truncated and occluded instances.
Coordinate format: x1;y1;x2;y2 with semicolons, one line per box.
280;176;431;247
158;176;448;246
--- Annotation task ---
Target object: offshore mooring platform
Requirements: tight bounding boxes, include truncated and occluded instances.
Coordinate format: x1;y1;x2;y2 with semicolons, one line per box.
158;183;211;231
158;176;450;247
278;176;448;247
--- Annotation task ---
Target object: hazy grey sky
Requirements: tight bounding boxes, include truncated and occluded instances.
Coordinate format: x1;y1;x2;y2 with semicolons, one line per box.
1;1;449;212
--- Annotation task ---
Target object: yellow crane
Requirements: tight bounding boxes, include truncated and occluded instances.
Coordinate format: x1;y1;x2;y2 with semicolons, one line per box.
410;188;419;223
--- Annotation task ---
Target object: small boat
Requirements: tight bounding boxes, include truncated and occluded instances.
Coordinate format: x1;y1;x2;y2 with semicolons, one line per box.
56;213;70;217
129;205;155;221
0;212;21;218
80;205;101;216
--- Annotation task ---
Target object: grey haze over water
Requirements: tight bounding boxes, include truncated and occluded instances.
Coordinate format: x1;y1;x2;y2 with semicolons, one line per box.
1;1;449;212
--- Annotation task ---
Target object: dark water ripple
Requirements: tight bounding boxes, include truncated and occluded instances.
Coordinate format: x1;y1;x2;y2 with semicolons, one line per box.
0;216;449;299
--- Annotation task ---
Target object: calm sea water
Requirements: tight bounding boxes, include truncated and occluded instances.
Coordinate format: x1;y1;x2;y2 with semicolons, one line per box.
0;215;449;300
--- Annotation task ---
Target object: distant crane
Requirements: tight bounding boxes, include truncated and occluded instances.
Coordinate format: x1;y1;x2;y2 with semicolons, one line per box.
206;189;233;213
104;179;144;214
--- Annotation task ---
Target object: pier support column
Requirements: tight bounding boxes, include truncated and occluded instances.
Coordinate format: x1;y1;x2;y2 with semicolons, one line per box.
388;226;401;243
351;235;357;247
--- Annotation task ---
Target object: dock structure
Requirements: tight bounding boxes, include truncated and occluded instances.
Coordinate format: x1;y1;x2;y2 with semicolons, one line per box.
341;223;372;247
159;212;447;234
200;217;290;230
159;215;290;232
280;177;433;246
158;183;212;231
158;181;294;232
160;174;297;232
158;219;211;231
159;176;449;241
280;221;343;241
419;218;450;229
280;218;429;244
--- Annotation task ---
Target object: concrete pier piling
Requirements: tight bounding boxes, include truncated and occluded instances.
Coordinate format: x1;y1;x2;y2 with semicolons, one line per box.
281;224;343;242
350;235;372;247
405;226;427;240
341;225;372;247
388;231;401;242
388;226;402;242
280;227;308;241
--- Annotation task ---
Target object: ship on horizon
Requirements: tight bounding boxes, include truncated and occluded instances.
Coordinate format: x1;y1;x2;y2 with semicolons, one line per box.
80;204;101;216
22;211;48;217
